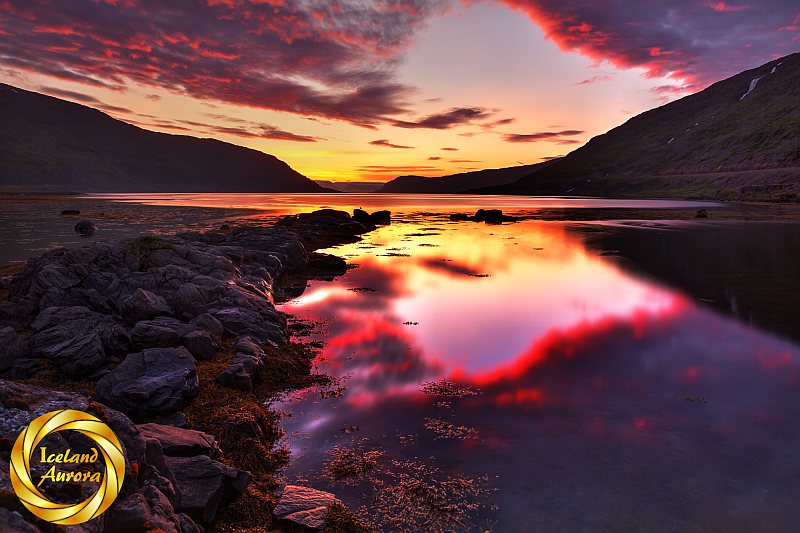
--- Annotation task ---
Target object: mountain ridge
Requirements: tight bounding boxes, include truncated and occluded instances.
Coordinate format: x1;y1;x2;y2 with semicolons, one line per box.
0;83;325;193
473;52;800;201
378;161;554;193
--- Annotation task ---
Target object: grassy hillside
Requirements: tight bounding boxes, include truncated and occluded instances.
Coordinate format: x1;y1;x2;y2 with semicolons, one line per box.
477;53;799;201
0;84;324;193
379;162;553;193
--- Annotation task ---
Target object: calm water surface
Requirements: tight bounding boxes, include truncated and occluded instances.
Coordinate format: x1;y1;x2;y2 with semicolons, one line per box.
266;208;800;531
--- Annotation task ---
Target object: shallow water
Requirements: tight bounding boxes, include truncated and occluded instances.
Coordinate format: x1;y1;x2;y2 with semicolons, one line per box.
273;214;800;531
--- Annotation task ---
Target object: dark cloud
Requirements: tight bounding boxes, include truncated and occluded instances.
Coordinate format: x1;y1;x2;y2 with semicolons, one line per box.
428;156;442;160
0;0;452;126
503;130;584;143
389;107;493;129
357;165;440;173
449;159;482;163
499;0;799;86
441;147;459;151
370;139;415;149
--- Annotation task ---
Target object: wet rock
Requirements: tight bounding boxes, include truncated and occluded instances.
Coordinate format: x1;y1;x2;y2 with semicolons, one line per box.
216;362;252;391
449;213;470;221
166;455;250;524
60;209;80;215
306;252;347;275
132;316;196;348
695;209;709;218
120;288;173;324
233;335;265;359
138;423;217;458
74;220;98;236
95;347;199;419
181;330;218;360
474;208;513;223
274;485;342;530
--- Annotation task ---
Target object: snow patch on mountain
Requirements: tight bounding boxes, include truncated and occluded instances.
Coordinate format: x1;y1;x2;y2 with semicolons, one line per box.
739;76;764;100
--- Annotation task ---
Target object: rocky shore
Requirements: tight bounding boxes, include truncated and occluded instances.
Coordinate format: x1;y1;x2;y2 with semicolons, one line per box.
0;208;387;532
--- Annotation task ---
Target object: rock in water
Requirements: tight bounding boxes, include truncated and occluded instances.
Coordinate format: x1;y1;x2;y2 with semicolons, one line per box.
370;210;391;225
695;209;709;218
60;209;80;215
274;485;342;529
74;220;98;236
95;347;199;419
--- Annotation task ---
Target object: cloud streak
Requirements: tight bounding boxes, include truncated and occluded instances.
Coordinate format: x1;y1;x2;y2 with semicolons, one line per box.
370;139;415;149
503;129;584;143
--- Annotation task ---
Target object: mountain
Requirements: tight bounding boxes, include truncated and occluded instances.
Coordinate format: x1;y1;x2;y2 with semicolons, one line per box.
474;53;800;201
378;162;553;193
0;84;325;193
314;180;384;192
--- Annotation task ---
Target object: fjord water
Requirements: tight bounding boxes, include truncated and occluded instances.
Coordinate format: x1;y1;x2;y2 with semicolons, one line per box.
26;193;799;530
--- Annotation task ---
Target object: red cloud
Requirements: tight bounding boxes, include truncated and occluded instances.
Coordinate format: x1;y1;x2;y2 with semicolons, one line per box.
498;0;799;87
0;0;466;127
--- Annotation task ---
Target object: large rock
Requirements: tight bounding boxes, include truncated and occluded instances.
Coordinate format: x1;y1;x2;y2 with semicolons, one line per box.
0;326;30;374
166;455;250;524
274;485;342;530
120;288;173;324
181;330;218;360
211;306;285;345
29;306;130;377
132;317;195;348
138;423;218;457
104;485;191;533
174;283;207;318
95;347;199;419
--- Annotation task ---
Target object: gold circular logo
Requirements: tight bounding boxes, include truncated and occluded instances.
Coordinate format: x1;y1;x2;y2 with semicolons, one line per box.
9;409;126;525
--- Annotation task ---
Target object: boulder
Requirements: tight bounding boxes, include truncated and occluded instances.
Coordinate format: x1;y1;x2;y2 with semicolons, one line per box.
120;288;173;324
95;347;199;419
352;208;371;224
273;485;342;530
695;209;709;218
138;423;217;457
211;306;285;345
174;283;207;318
0;326;30;374
166;455;250;524
181;330;218;360
30;306;130;378
132;317;196;348
449;213;470;221
190;313;224;339
105;486;186;533
74;220;98;236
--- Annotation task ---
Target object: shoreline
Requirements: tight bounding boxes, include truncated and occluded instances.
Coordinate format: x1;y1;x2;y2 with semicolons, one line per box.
0;208;386;532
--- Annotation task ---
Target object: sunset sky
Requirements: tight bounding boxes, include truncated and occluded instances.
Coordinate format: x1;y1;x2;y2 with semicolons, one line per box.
1;0;797;183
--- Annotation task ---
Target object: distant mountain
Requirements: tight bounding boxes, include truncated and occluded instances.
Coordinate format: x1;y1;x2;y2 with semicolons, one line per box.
378;162;553;193
475;53;800;201
0;84;325;193
314;180;384;193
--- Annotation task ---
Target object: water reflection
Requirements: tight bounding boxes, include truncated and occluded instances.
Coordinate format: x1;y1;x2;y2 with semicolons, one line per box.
276;217;800;531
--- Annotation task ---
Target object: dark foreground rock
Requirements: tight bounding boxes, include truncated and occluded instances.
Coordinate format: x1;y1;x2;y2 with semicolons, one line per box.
274;484;343;530
95;347;199;419
166;455;250;524
0;209;373;531
0;379;214;533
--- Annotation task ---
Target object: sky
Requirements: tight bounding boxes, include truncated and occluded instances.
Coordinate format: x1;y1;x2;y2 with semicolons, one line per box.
0;0;797;183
